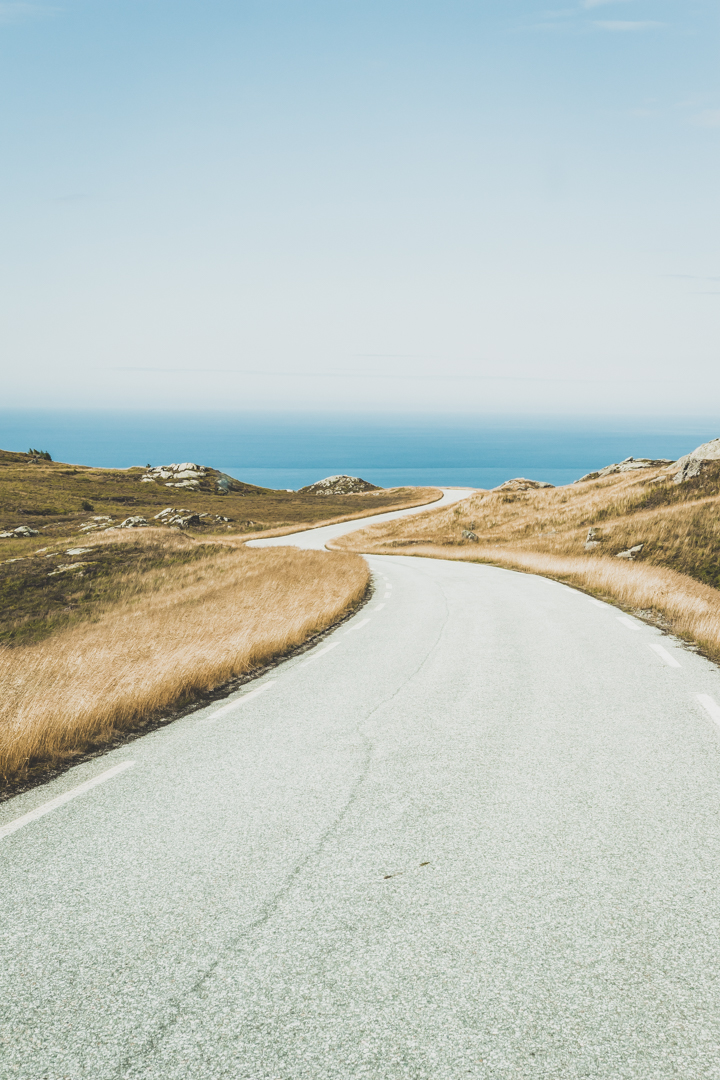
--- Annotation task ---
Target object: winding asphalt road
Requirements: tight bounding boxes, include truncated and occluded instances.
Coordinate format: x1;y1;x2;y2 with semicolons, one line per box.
3;489;720;1078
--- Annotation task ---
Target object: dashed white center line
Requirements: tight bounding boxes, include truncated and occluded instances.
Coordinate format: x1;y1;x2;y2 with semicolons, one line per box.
344;618;371;635
208;680;276;720
587;597;606;608
617;616;641;631
372;603;386;611
697;694;720;726
0;761;135;842
297;641;340;668
648;643;681;669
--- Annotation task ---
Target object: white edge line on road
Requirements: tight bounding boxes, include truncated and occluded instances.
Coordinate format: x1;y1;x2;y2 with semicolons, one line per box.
697;694;720;726
372;603;385;611
648;643;682;669
297;641;340;668
0;761;135;842
208;680;277;720
344;618;371;635
617;616;641;631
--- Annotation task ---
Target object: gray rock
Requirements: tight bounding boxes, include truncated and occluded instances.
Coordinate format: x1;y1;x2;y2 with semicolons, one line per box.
170;514;201;528
298;475;380;495
670;440;720;483
494;478;554;492
584;541;602;552
586;528;601;542
461;530;479;542
575;457;673;483
615;543;644;560
4;526;41;538
670;437;720;484
118;516;149;528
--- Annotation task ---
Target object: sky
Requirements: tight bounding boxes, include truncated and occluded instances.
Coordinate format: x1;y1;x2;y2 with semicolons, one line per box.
1;0;719;416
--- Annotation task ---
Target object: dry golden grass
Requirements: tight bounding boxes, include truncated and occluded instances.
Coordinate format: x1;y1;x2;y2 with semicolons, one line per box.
331;463;720;663
0;528;369;790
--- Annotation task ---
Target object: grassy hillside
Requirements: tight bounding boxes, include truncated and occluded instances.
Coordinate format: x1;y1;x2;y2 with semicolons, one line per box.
0;450;439;790
0;449;438;647
331;463;720;662
1;534;369;791
0;449;438;547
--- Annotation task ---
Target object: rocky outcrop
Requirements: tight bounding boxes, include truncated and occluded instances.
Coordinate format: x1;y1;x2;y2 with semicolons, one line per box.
298;475;380;495
140;463;253;496
153;507;228;528
494;478;554;492
584;527;602;552
615;543;644;560
461;529;479;542
669;438;720;484
0;525;40;538
575;457;673;483
118;516;149;528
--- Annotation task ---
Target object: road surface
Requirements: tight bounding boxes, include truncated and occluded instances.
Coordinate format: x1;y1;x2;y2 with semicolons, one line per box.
3;492;720;1078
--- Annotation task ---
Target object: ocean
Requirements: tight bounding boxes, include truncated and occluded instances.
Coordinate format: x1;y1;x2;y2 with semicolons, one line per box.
1;410;718;491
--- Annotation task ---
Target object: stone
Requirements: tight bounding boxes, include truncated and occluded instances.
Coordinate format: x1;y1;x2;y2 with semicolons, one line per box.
65;547;93;556
118;516;149;528
586;528;601;542
615;543;644;559
461;530;479;541
298;475;380;495
670;437;720;484
165;480;201;489
170;514;201;528
575;457;674;483
494;478;554;492
584;541;602;552
7;526;40;537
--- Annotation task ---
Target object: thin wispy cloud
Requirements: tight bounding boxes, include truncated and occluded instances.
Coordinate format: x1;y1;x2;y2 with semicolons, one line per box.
594;20;665;30
583;0;634;8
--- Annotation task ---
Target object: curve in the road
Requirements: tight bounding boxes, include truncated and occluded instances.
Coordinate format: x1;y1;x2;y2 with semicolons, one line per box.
3;491;720;1077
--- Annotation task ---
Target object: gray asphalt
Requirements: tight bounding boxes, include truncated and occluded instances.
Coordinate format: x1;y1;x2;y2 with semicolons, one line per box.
3;494;720;1078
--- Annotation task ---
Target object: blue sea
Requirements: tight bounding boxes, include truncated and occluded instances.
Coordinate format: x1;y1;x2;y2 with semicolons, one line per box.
1;410;718;491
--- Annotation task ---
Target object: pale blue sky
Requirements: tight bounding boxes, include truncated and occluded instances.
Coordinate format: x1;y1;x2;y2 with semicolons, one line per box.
1;0;719;414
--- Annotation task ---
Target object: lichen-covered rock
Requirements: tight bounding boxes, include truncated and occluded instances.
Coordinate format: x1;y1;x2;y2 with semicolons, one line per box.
0;526;40;538
299;475;380;495
494;478;554;492
575;457;674;483
461;530;479;541
669;438;720;484
118;516;149;528
615;543;644;559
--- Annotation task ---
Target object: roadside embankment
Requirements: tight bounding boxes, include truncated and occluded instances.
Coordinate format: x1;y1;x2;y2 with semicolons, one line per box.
0;528;369;792
330;464;720;664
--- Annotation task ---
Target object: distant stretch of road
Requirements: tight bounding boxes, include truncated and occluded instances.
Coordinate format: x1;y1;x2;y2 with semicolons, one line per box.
3;489;720;1077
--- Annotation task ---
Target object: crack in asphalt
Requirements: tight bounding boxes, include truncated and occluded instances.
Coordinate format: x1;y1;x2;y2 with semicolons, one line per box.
116;562;450;1077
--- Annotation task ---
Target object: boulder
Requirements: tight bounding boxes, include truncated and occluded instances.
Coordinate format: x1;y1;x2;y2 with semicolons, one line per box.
615;543;644;560
494;478;554;492
118;516;149;528
298;475;380;495
140;462;207;483
584;528;602;552
0;525;40;538
575;457;674;483
170;514;201;528
461;530;479;542
670;438;720;484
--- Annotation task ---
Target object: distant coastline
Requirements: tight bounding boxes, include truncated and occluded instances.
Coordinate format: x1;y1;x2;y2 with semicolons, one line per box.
2;409;719;492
